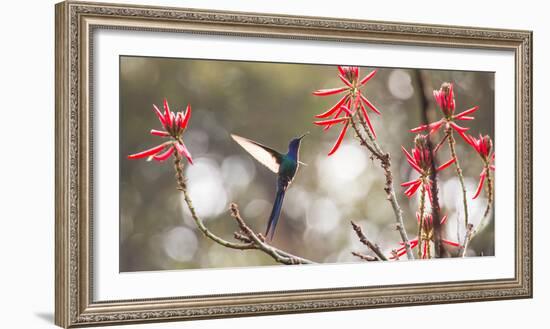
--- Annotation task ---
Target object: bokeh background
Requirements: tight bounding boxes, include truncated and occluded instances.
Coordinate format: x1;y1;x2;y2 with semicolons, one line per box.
119;56;494;272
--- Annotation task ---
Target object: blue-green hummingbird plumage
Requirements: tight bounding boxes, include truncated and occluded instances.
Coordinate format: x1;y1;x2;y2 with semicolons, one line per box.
231;133;307;240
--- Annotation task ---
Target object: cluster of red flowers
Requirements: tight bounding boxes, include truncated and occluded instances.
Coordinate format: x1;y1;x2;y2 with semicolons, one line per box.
408;82;494;199
411;83;479;136
461;133;495;199
394;81;495;259
128;98;193;164
312;66;380;155
311;70;495;260
400;135;455;201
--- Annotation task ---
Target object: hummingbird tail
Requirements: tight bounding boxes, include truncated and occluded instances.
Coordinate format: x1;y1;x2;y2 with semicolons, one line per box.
266;187;285;241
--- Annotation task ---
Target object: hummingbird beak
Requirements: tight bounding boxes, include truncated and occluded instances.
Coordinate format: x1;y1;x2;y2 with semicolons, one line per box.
298;132;309;140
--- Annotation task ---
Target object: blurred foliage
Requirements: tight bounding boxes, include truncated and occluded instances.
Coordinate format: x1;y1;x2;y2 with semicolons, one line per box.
120;56;495;272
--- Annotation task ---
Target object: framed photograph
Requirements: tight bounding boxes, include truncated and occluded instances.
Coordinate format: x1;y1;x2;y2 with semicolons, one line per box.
55;1;532;327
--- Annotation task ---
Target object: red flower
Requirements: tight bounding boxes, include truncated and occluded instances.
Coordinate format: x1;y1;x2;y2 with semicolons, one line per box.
390;212;459;259
313;66;380;155
460;133;495;199
462;133;493;160
401;135;455;200
411;82;479;136
128;98;193;164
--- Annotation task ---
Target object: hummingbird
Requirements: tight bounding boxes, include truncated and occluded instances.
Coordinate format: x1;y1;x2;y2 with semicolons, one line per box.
231;133;308;240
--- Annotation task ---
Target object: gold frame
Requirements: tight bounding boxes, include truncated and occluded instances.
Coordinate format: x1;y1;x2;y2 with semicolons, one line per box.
55;1;533;327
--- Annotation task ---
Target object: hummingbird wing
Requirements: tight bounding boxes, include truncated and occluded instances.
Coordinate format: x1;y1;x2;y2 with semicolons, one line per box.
231;134;283;174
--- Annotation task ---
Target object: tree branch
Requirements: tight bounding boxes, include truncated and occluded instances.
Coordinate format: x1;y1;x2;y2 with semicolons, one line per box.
173;152;315;265
229;203;314;264
351;221;388;261
349;114;414;260
414;71;443;258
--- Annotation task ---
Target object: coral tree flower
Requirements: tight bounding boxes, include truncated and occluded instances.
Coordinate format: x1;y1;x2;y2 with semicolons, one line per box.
128;98;193;164
313;66;380;155
461;133;495;199
401;135;455;200
411;82;479;136
390;212;459;259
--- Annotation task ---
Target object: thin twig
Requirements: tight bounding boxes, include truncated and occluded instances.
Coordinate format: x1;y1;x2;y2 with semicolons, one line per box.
417;185;427;259
173;152;315;265
446;127;469;228
456;211;462;245
351;221;388;261
460;163;494;257
349;114;379;156
459;223;474;257
357;114;384;156
351;251;379;262
234;232;253;243
434;134;449;153
483;163;494;218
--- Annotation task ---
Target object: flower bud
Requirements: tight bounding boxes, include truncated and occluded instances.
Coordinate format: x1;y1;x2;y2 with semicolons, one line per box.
480;134;493;158
433;82;456;117
413;134;433;171
341;66;359;84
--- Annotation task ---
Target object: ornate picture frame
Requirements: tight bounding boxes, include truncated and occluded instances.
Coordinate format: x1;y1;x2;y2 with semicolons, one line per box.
55;1;532;327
